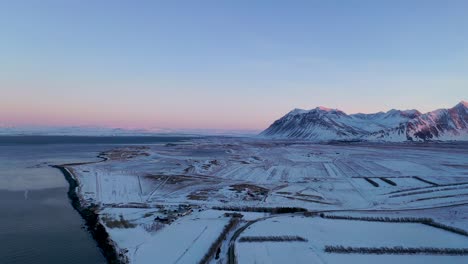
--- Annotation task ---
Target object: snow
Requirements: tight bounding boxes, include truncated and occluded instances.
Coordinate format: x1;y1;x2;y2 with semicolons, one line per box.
375;160;435;176
287;108;309;115
133;216;228;263
71;140;468;211
236;215;468;264
66;139;468;263
100;208;231;264
261;102;467;142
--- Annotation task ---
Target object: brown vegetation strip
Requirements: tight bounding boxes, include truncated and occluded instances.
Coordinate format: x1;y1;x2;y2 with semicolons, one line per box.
198;217;241;264
320;214;432;223
389;186;468;198
411;193;468;202
212;206;307;214
386;182;468;196
422;221;468;237
102;215;136;229
324;245;468;255
320;214;468;237
239;236;308;243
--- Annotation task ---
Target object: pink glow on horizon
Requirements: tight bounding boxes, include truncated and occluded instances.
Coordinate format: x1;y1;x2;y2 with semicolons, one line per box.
0;105;272;131
1;102;455;132
1;81;463;131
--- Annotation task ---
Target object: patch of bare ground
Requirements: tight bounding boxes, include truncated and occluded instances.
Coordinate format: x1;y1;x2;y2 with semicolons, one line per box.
229;183;269;201
142;222;165;234
202;159;221;169
102;146;150;161
102;214;136;229
230;183;268;195
144;174;198;184
187;189;212;201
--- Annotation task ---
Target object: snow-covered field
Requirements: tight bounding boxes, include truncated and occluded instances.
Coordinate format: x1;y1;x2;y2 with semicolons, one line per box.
103;209;230;263
236;215;468;264
67;138;468;263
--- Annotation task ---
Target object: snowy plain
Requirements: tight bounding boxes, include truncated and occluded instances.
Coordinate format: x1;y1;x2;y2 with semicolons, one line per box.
67;138;468;263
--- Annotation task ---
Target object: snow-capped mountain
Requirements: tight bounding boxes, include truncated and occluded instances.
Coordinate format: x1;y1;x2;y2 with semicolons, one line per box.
261;101;468;142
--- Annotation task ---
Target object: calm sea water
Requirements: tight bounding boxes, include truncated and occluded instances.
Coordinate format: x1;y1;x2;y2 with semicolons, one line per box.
0;136;193;264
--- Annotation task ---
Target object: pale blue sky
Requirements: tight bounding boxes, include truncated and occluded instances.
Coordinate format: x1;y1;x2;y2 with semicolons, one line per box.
1;0;467;130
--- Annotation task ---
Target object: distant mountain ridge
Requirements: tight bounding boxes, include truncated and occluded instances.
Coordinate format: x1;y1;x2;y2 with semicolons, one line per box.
0;125;259;137
261;101;468;142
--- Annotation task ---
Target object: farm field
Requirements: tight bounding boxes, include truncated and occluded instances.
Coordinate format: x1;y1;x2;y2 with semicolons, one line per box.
66;138;468;263
235;214;468;264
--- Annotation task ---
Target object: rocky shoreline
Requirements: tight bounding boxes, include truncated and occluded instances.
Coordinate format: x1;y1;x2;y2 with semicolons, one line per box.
52;163;124;264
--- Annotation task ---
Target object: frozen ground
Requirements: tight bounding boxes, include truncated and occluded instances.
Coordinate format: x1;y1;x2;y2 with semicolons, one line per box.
236;215;468;264
67;138;468;263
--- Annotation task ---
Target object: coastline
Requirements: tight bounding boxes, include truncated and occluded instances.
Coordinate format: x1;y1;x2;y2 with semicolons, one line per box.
52;159;124;264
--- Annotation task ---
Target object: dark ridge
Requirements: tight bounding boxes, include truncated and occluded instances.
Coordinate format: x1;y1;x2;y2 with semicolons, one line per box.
364;177;379;187
379;177;397;186
413;176;438;186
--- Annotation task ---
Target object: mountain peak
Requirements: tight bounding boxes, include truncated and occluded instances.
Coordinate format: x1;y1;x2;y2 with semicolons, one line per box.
287;106;343;116
287;108;308;115
450;101;468;112
316;106;335;112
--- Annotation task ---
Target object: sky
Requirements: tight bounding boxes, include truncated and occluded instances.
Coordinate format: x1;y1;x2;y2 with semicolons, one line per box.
1;0;467;131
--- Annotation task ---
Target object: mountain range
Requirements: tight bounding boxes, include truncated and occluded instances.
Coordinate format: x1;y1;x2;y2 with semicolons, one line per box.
260;101;468;142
